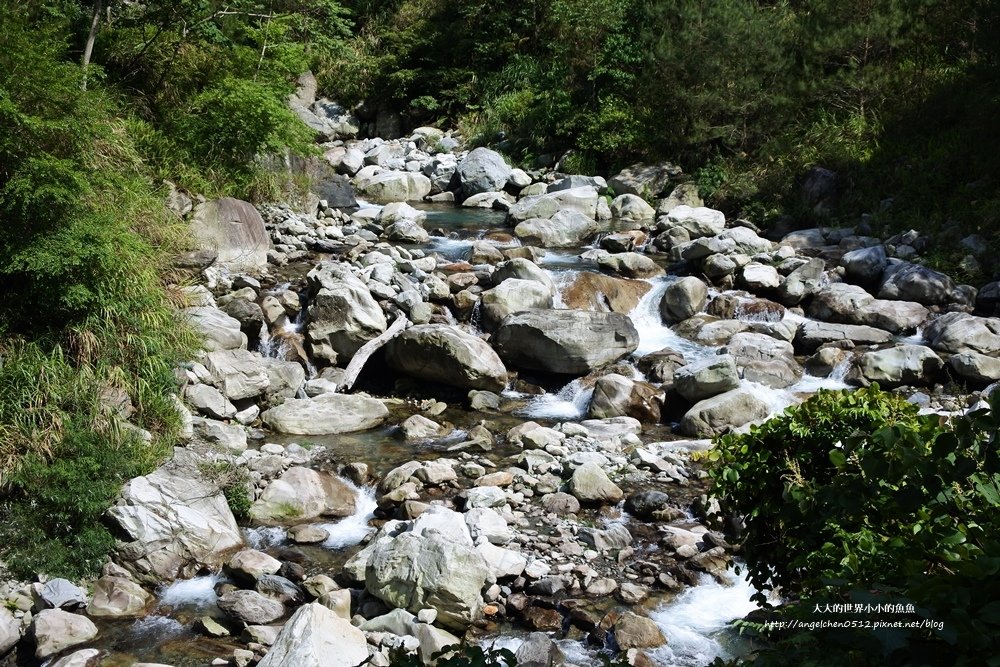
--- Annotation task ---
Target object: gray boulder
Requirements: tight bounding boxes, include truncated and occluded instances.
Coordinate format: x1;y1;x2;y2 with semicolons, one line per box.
205;349;305;402
548;175;607;193
808;283;928;334
257;603;368;667
0;608;19;656
794;321;893;353
185;383;237;420
190;198;270;272
923;312;1000;356
723;332;803;388
364;509;490;630
857;345;943;388
598;252;664;279
457;147;512;197
514;209;601;248
492;258;557;295
507;187;599;222
356;171;432;203
659;277;708;323
32;609;99;660
610;194;655;222
40;579;87;610
569;462;623;505
306;263;387;363
674;355;741;401
480;279;553;330
385;324;508;391
587;374;662;422
261;394;388;435
679;388;772;437
107;448;244;582
184;307;247;351
842;245;887;284
86;577;151;617
775;258;826;306
949;352;1000;386
218;589;285;624
665;205;726;238
494;309;639;375
608;162;681;199
878;262;957;306
251;467;357;522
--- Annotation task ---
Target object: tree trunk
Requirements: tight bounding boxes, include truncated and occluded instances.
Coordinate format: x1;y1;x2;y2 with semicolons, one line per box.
81;0;103;90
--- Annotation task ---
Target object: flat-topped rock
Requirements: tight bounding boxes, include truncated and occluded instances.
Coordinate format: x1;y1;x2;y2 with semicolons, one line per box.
261;393;388;435
794;320;893;354
494;309;639;375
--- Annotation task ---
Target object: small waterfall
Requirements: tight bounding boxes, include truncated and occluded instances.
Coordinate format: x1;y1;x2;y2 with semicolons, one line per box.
518;378;594;420
647;568;767;666
245;525;288;549
629;279;718;360
547;269;580;309
157;574;224;611
469;300;483;332
319;480;378;549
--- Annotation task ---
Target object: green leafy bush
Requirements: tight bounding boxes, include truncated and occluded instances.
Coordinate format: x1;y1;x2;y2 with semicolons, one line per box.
709;387;1000;665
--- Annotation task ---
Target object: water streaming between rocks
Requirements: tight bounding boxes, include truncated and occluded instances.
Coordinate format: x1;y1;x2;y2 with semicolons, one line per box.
49;198;871;667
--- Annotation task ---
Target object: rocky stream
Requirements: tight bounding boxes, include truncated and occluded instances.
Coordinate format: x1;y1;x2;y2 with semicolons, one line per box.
2;100;999;667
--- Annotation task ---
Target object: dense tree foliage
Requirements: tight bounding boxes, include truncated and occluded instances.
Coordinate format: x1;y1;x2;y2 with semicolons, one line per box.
0;1;349;576
335;0;1000;257
709;387;1000;665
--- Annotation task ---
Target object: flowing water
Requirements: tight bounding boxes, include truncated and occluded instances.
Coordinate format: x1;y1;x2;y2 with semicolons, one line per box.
88;202;866;666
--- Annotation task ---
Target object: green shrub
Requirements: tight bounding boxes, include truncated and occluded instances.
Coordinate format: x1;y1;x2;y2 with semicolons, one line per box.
709;387;1000;665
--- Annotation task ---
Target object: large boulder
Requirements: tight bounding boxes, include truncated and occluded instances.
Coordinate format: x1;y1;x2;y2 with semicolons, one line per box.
588;374;662;422
32;610;99;660
856;345;943;388
610;194;655;222
660;277;708;323
514;209;601;248
190;198;270;272
356;171;432;203
923;312;1000;356
674;355;741;401
561;272;651;314
457;147;512;197
494;309;639;375
0;608;19;656
775;258;825;306
306;263;387;363
807;283;928;334
363;508;490;631
183;307;247;351
877;262;958;306
723;332;802;388
842;245;887;285
794;321;893;354
507;187;599;222
679;388;771;437
205;349;305;402
480;279;553;329
261;394;388;435
949;352;1000;386
608;162;680;199
218;590;285;624
257;603;368;667
86;577;151;617
107;448;244;582
598;252;664;279
384;324;508;391
664;205;726;238
251;467;357;522
492;258;557;295
568;462;624;505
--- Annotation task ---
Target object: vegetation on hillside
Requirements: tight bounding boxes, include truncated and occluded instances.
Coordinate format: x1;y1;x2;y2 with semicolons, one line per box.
708;387;1000;665
334;0;1000;260
0;1;348;577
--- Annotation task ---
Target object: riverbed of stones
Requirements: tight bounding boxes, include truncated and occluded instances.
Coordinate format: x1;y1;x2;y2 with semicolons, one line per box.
3;109;998;667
